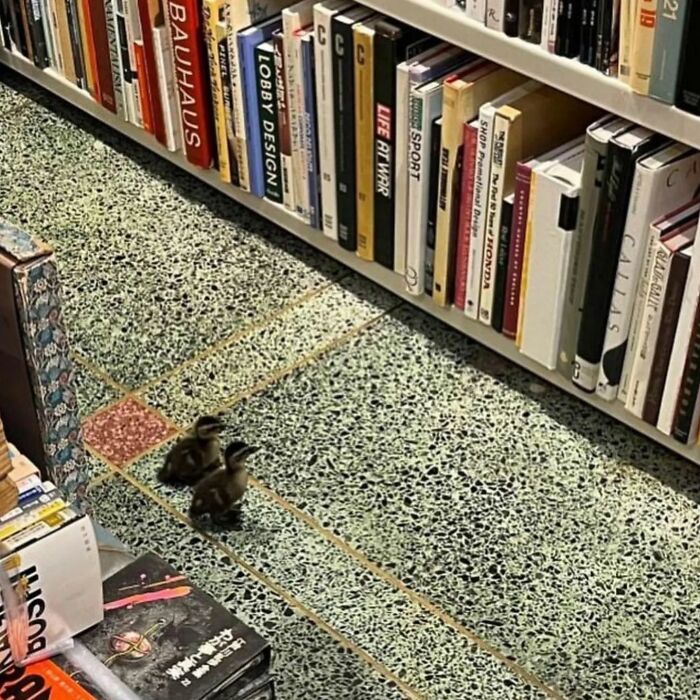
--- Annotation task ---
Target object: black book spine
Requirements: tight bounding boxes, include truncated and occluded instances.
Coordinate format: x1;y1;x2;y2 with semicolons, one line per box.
116;10;132;95
23;0;47;66
65;0;85;88
564;0;582;57
255;43;283;204
0;0;14;49
373;25;400;269
492;196;514;333
554;0;567;54
673;300;700;444
518;0;544;42
574;134;662;391
504;0;520;36
643;252;691;426
13;0;30;57
424;117;442;297
676;0;700;114
581;0;598;65
333;17;357;251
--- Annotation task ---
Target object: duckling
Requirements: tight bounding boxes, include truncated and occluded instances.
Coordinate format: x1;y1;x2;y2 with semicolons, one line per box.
189;441;259;524
158;415;226;486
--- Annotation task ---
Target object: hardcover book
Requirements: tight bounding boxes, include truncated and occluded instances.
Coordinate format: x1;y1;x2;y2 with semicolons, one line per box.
273;30;292;208
136;0;166;143
649;0;691;103
302;30;321;228
86;0;117;112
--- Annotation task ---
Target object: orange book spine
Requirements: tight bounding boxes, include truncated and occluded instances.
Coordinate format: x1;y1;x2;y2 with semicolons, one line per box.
79;0;101;102
134;41;154;133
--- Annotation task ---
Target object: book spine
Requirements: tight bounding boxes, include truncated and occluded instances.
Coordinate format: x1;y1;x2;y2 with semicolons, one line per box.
134;39;154;131
546;0;559;49
650;0;689;103
518;0;543;42
672;298;700;443
486;0;505;29
17;0;33;59
65;0;86;87
315;6;338;239
227;10;248;190
394;63;412;274
87;0;116;111
115;0;133;122
479;112;508;326
44;0;61;65
642;251;691;424
675;0;700;114
581;0;599;64
165;0;213;167
625;238;673;416
424;117;443;295
137;0;165;143
618;0;635;81
26;0;48;66
78;0;98;96
204;0;228;182
492;196;514;332
355;25;375;262
594;0;611;70
303;35;321;229
465;106;495;320
629;0;657;94
333;17;357;251
154;24;181;151
554;0;566;54
273;32;293;208
255;43;283;203
504;0;519;34
467;0;486;23
217;16;236;177
574;141;635;392
453;122;479;312
560;0;581;57
122;0;141;123
503;162;532;338
373;29;399;269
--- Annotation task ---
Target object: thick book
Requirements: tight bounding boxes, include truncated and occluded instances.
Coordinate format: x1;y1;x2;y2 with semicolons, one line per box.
73;553;272;699
642;246;692;425
625;202;699;417
649;0;691;103
518;0;544;42
673;292;700;444
255;41;283;203
273;30;292;206
166;0;214;167
373;21;433;269
555;0;581;57
136;0;166;143
519;143;584;370
239;15;283;198
302;30;321;229
424;116;443;295
314;0;353;240
675;0;700;114
573;126;662;392
598;142;700;401
492;193;514;332
628;0;657;94
332;5;375;251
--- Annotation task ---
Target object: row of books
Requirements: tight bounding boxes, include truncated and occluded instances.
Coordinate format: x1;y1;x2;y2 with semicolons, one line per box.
436;0;700;111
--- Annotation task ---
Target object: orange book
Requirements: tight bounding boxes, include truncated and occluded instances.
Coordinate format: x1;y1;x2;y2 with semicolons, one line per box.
79;0;102;102
0;661;98;698
134;41;154;133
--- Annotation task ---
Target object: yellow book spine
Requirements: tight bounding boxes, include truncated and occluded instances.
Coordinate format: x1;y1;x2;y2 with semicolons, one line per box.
516;170;537;348
54;0;77;84
75;0;95;95
204;0;230;183
354;24;375;262
629;0;658;94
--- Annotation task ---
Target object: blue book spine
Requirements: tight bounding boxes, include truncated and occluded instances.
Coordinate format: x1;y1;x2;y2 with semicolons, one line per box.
239;19;282;198
302;35;321;230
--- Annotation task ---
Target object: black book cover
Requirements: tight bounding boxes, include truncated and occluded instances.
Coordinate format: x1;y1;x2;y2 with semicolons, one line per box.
643;249;691;426
580;0;598;65
219;32;241;187
76;553;271;699
332;14;361;251
555;0;581;57
574;130;664;390
595;0;617;73
424;116;442;296
22;0;47;66
65;0;86;88
504;0;520;36
673;299;700;443
373;21;434;269
518;0;544;42
676;0;700;114
492;195;514;333
255;42;283;204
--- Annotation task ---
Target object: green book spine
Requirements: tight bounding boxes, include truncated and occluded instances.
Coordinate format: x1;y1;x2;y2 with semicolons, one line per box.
650;0;691;103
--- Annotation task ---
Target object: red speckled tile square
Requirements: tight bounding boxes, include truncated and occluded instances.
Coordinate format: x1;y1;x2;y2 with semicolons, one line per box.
83;397;176;467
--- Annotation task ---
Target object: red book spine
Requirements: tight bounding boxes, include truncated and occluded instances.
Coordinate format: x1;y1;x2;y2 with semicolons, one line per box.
453;122;479;311
86;0;116;112
136;0;166;144
134;41;154;132
166;0;214;168
502;161;533;339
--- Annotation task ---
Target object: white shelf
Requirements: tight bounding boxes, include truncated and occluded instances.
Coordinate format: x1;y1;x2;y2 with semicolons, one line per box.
361;0;700;150
2;49;699;465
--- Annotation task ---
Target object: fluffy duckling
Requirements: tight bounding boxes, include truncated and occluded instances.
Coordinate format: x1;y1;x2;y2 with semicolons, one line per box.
158;415;226;486
189;441;259;524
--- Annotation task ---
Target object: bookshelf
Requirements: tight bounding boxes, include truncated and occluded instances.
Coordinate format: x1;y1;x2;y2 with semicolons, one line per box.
2;48;699;466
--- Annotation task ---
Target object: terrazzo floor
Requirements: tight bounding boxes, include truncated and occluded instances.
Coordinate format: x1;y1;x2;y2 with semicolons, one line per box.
2;71;700;700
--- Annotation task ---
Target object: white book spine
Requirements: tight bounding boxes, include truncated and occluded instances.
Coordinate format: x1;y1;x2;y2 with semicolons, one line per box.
153;25;181;152
394;63;412;274
38;0;55;67
486;0;505;30
479;112;508;325
465;104;497;319
122;0;142;127
544;0;558;51
46;0;63;74
106;0;127;119
625;239;674;417
227;13;249;191
658;232;700;433
466;0;486;22
405;87;443;296
315;5;338;239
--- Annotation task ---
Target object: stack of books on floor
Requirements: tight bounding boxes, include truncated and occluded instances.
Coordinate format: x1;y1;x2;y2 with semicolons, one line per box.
2;1;700;445
0;552;275;699
437;0;699;112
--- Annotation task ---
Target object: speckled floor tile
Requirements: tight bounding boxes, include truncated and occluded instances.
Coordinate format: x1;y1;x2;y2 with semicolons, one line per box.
83;397;176;467
0;76;345;388
139;275;396;426
89;476;406;700
126;444;547;699
212;305;700;700
83;449;112;482
73;360;121;419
